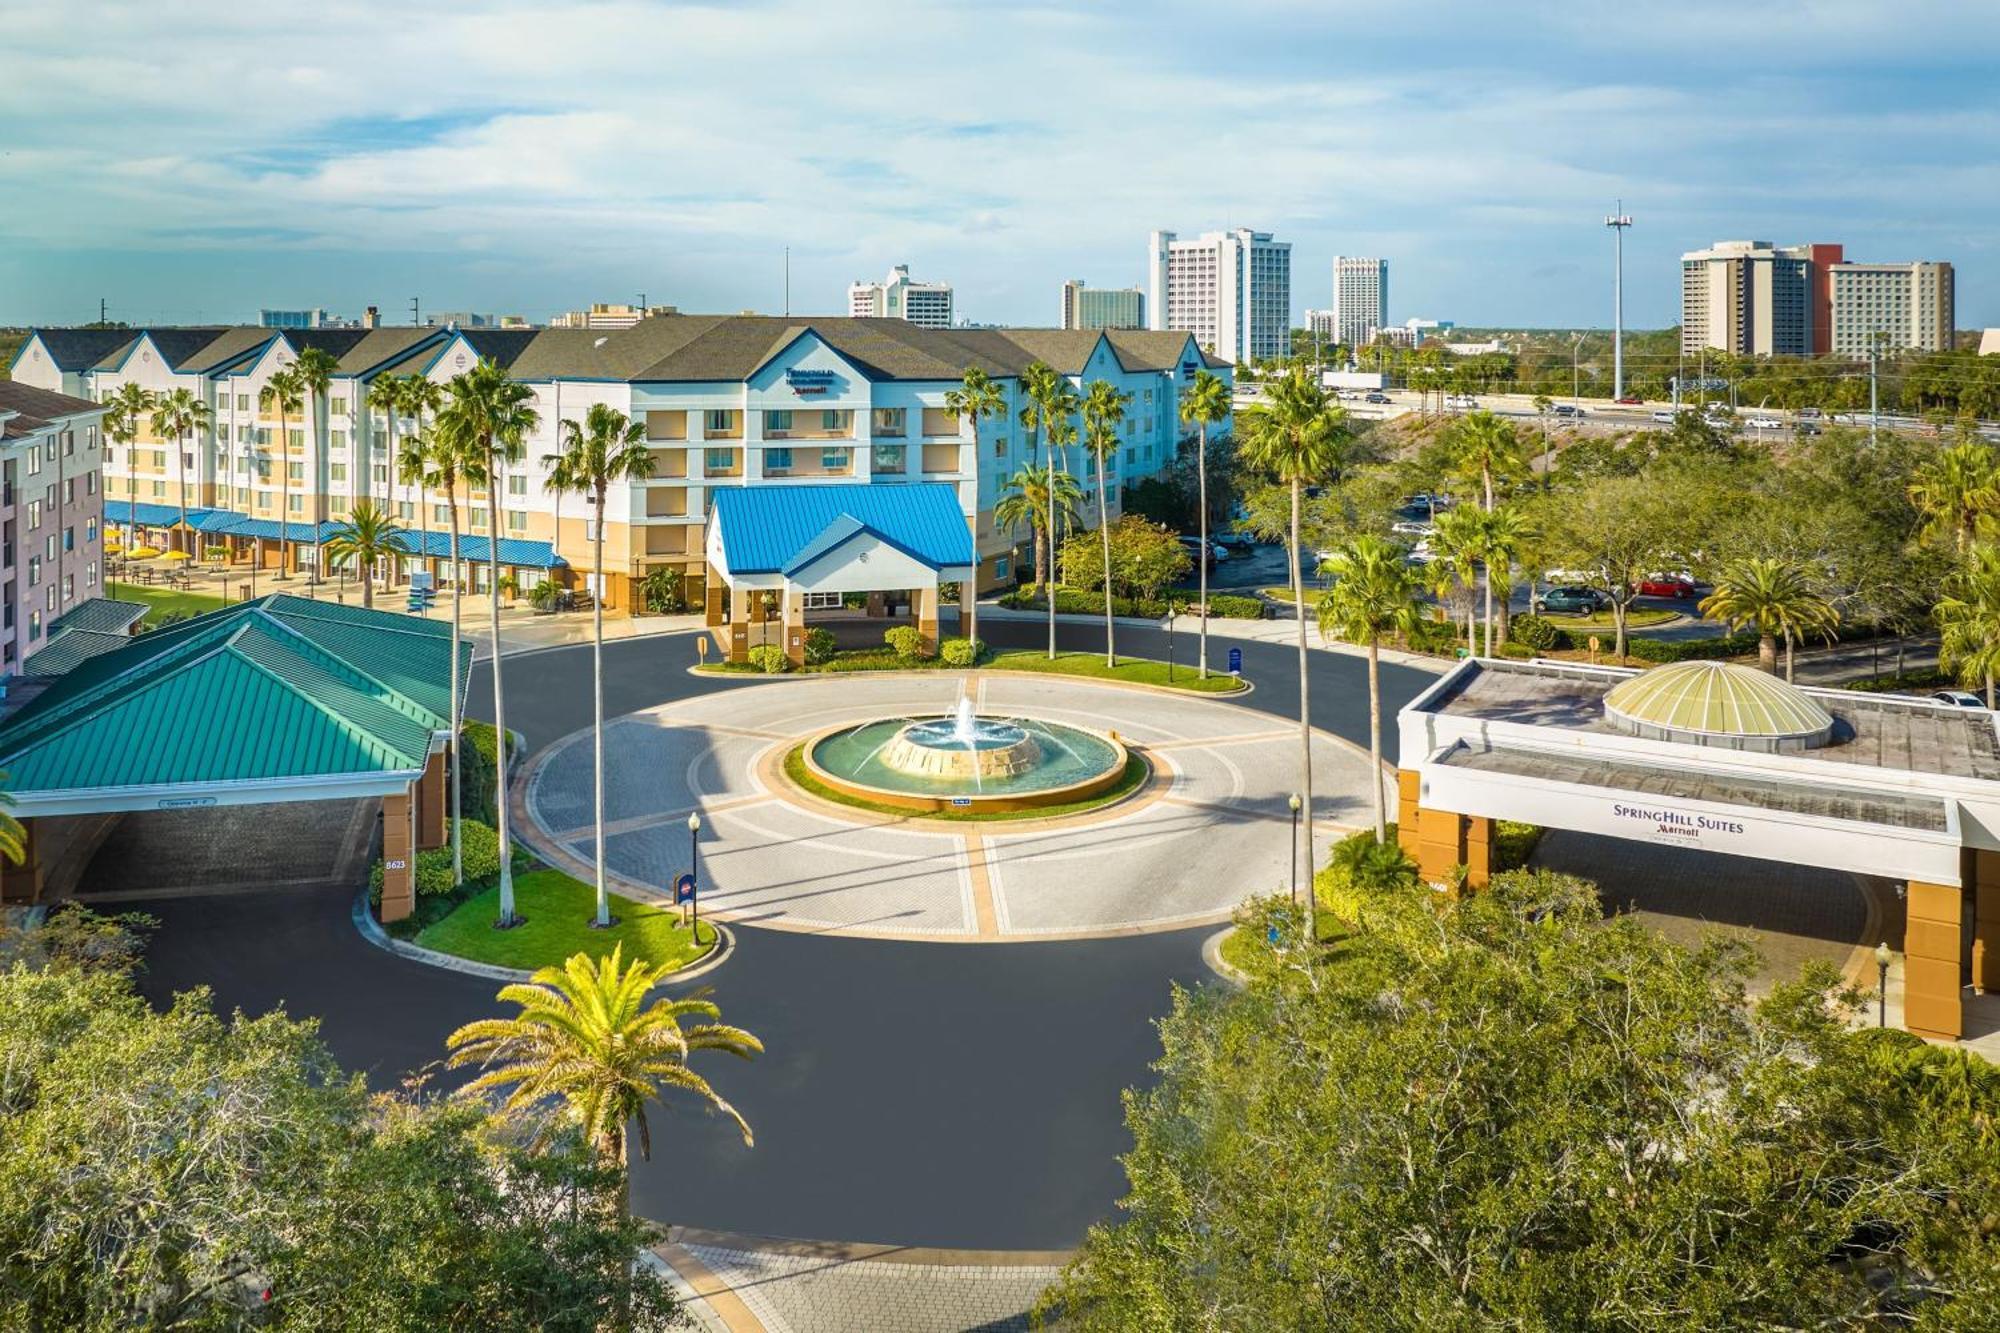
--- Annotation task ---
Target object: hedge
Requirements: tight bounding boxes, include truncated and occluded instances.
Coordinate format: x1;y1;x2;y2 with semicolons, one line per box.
1845;668;1953;694
998;587;1266;620
456;721;515;825
1620;630;1759;664
369;818;501;905
802;627;837;665
939;636;982;668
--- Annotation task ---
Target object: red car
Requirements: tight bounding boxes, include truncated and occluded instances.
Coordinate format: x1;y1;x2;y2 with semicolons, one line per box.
1636;576;1696;598
1615;394;1643;405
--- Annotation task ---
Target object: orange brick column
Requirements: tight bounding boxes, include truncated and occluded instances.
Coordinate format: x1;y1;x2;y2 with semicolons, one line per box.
1904;879;1964;1040
726;589;750;664
1972;850;2000;995
415;749;448;851
1416;806;1468;884
1464;815;1493;889
1396;771;1421;861
915;586;939;653
379;790;417;925
0;820;42;905
704;567;725;628
783;589;807;667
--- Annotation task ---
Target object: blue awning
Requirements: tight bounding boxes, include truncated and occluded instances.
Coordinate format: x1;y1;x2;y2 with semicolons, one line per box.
105;501;562;569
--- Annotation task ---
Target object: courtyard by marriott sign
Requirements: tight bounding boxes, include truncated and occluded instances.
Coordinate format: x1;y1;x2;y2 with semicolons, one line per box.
785;368;838;397
1613;802;1746;847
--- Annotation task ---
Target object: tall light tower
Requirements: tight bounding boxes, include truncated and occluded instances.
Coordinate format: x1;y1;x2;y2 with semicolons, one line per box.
1605;202;1633;398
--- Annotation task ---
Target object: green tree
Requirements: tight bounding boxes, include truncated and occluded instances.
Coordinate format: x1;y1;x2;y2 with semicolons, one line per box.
1058;515;1190;601
323;501;406;610
1081;379;1132;667
1426;504;1486;646
994;462;1081;597
1536;473;1673;660
1021;364;1081;659
1041;872;2000;1331
1475;506;1533;657
145;387;212;554
1699;556;1839;679
1179;368;1232;678
438;360;540;928
1241;370;1351;886
394;430;432;600
428;406;481;889
259;365;306;578
1316;537;1422;842
292;345;340;565
546;404;654;929
1937;543;2000;707
446;947;762;1228
1908;439;1999;552
369;374;408;518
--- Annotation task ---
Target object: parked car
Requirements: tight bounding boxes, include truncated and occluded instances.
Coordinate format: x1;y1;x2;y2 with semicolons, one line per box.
1650;409;1677;424
1932;690;1985;708
1551;403;1585;418
1796;406;1823;421
1636;575;1697;598
1615;394;1643;405
1390;520;1435;538
1214;528;1260;550
1177;536;1221;569
1363;391;1391;404
1542;585;1606;615
1446;394;1480;411
1746;415;1784;430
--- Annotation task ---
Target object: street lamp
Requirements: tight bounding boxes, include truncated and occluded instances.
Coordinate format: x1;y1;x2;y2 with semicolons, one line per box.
687;812;703;942
1165;601;1183;683
1875;941;1892;1028
1288;792;1302;909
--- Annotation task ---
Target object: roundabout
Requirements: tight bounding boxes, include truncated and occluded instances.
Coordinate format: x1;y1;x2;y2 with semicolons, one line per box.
517;670;1385;941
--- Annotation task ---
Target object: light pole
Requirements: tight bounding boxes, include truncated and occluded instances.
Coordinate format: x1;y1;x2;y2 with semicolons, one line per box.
1570;332;1584;412
687;811;703;942
1605;203;1633;399
1288;792;1302;909
1875;941;1891;1027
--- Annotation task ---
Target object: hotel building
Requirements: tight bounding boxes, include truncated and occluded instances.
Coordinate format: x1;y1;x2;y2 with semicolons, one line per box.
1681;241;1953;358
1147;228;1292;365
1329;256;1388;350
1060;281;1145;331
0;380;109;672
11;316;1227;616
848;267;954;329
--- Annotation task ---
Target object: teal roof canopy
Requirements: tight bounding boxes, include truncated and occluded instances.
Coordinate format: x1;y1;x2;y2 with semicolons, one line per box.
710;483;975;576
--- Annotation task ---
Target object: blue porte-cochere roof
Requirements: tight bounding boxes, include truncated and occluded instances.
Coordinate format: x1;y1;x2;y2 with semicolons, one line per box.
710;483;976;576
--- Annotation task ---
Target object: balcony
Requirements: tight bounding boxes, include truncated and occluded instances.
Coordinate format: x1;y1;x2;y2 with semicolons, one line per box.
920;444;961;474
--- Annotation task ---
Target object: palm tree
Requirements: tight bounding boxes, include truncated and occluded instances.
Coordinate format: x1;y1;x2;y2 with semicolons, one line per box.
102;382;155;544
446;946;762;1229
291;345;340;582
322;501;405;610
439;359;540;928
1021;364;1080;659
548;404;654;930
403;375;446;593
1179;368;1231;678
944;367;1007;640
1909;440;1999;552
1428;506;1487;649
259;366;305;579
1937;544;2000;707
1081;379;1131;668
1699;557;1838;679
395;431;432;603
1317;537;1424;844
1447;410;1525;513
1241;370;1351;887
993;463;1080;599
370;374;407;518
1476;507;1533;657
428;412;478;888
542;449;579;591
147;388;211;555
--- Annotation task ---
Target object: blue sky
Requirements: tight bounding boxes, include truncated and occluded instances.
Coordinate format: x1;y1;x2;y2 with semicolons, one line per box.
3;1;1994;331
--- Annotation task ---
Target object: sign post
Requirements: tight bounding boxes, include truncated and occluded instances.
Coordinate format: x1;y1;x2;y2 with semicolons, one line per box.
1227;646;1242;677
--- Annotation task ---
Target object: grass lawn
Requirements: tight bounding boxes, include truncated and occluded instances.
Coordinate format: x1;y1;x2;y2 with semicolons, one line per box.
108;580;231;626
1219;911;1349;976
1541;607;1678;630
1260;585;1331;607
414;868;717;973
783;744;1151;822
700;648;1246;693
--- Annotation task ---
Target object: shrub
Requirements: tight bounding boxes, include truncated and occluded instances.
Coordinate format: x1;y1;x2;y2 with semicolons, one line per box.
1508;613;1566;652
746;643;790;674
939;636;982;668
456;721;513;824
1402;618;1462;656
883;625;931;661
997;587;1173;619
1317;826;1419;924
1202;594;1265;620
1622;630;1758;664
1846;668;1953;694
802;627;838;666
370;819;501;905
639;566;686;614
1496;640;1535;660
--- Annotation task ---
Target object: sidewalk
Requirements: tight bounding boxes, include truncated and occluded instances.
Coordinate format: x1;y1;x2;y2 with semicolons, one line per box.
977;604;1450;673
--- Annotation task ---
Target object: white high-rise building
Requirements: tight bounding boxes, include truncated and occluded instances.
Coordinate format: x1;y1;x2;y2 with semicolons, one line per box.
1828;261;1955;357
1147;228;1291;365
1329;257;1388;350
848;265;954;329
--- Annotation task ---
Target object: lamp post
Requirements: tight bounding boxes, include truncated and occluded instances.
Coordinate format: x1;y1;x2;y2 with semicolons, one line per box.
687;811;703;942
1604;203;1633;400
1875;941;1891;1028
1288;792;1302;909
1165;601;1183;683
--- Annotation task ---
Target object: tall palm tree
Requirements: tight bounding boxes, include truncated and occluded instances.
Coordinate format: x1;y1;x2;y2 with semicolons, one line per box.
1179;368;1231;678
447;946;762;1228
403;375;446;592
147;388;211;555
1241;370;1351;888
1081;379;1131;668
1937;544;2000;707
1021;364;1080;659
395;431;432;604
370;373;407;519
1476;507;1533;657
1317;537;1424;844
322;501;405;610
943;367;1007;642
548;405;655;930
428;412;479;888
993;463;1080;599
102;382;155;538
440;359;540;928
543;450;579;590
1447;410;1525;513
1428;505;1487;649
1909;440;1999;552
259;366;305;579
1699;557;1837;679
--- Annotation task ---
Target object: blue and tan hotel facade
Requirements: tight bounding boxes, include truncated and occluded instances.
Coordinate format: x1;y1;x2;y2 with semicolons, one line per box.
11;317;1230;613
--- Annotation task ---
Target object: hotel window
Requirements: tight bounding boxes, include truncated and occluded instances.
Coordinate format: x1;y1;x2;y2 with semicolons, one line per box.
25;501;39;528
766;409;793;434
26;556;38;587
507;510;526;533
508;475;527;496
287;429;303;449
288;494;303;513
820;447;849;471
398;502;414;521
704;409;736;434
61;574;72;601
45;587;55;612
329;430;346;450
86;517;97;543
871;408;906;437
86;560;97;587
27;610;38;642
764;447;794;471
373;465;388;484
992;437;1006;458
151;481;165;497
25;451;39;477
330;396;346;415
63;527;73;553
286;463;303;482
217;424;230;443
237;394;250;412
45;535;55;562
329;463;347;482
803;591;843;610
873;444;906;472
434;504;450;525
704;447;737;473
820;410;844;433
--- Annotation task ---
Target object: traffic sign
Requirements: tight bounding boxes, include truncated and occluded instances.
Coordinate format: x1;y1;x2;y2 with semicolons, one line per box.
1228;646;1243;676
674;873;697;905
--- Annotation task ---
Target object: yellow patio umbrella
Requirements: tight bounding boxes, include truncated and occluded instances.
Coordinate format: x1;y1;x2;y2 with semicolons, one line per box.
103;537;125;553
160;550;193;563
126;546;163;560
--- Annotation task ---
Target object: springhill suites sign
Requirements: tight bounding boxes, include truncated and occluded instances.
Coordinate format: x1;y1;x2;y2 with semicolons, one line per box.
1613;803;1746;844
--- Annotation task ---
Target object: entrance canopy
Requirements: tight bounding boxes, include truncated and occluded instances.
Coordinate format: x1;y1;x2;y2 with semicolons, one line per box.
0;594;471;817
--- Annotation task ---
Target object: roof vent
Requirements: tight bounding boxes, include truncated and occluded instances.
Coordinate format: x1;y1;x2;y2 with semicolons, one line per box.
1602;661;1836;754
594;336;609;348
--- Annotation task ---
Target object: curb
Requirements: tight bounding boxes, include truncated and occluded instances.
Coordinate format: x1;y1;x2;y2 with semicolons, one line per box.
350;888;737;986
1201;926;1250;989
685;661;1255;699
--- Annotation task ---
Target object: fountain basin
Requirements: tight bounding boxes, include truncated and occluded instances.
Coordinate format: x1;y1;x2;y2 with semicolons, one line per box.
801;714;1134;815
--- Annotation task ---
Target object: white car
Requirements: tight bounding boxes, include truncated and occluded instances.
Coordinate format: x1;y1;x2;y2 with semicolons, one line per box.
1390;521;1435;538
1746;416;1783;430
1650;410;1677;424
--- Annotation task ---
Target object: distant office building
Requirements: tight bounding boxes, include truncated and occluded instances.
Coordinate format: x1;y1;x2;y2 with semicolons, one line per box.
848;266;954;329
425;311;529;330
259;308;332;329
1829;261;1955;357
1060;280;1144;331
550;303;677;330
1330;257;1388;350
1305;309;1336;337
1148;228;1291;365
1374;318;1453;349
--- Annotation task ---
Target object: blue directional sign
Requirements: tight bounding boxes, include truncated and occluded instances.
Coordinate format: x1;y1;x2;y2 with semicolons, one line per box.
1228;646;1243;675
674;873;697;905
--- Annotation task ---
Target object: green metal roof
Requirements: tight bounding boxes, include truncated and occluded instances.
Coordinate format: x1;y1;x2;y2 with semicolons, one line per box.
48;597;146;637
0;595;471;798
22;628;135;678
1603;661;1835;745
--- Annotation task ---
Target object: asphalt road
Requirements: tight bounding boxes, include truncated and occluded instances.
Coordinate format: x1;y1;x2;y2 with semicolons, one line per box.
135;616;1435;1250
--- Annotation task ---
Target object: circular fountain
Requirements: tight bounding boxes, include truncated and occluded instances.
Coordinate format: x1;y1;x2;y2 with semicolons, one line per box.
803;696;1136;814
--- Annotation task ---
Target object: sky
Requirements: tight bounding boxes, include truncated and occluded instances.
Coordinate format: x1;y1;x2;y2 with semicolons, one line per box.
3;0;1995;332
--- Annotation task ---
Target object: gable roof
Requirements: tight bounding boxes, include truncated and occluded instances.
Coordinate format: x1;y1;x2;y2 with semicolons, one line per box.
0;381;105;439
710;483;975;575
48;597;146;637
12;328;141;374
0;595;470;801
22;629;135;678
